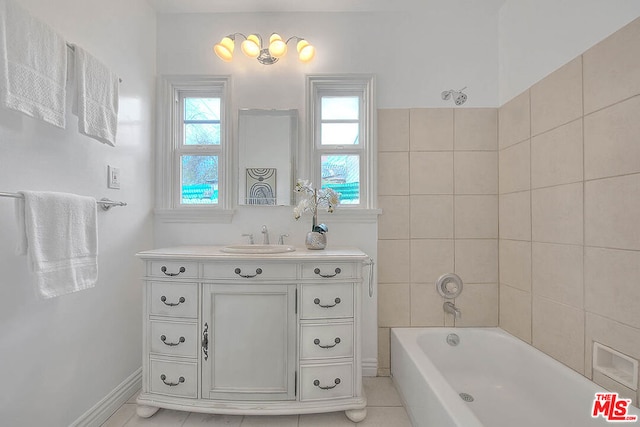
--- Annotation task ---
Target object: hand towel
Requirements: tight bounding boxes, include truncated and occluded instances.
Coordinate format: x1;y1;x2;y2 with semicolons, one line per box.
73;44;119;146
15;191;98;299
0;0;67;128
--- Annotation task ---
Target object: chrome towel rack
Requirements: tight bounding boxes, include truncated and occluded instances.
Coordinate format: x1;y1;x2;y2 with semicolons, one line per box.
0;192;127;211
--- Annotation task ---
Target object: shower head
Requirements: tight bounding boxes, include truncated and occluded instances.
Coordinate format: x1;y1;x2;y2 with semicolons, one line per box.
441;87;468;106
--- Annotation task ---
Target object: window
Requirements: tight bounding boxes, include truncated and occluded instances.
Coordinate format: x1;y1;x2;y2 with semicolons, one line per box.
308;75;376;210
156;76;232;222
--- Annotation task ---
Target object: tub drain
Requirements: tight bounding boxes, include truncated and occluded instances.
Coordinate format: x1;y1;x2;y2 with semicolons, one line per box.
459;392;474;402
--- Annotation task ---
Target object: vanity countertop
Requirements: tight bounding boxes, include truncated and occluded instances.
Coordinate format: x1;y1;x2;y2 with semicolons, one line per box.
137;245;369;261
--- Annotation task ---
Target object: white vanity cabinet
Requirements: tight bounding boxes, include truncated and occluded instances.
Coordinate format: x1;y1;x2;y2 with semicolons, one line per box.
136;246;369;422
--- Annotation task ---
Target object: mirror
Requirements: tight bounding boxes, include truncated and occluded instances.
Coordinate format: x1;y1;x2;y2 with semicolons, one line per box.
238;109;297;206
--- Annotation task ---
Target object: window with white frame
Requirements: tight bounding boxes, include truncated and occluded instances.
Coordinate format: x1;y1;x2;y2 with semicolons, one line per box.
308;75;376;210
156;76;231;221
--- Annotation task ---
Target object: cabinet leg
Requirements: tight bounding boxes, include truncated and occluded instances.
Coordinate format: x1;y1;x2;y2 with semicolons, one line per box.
345;408;367;422
136;404;160;418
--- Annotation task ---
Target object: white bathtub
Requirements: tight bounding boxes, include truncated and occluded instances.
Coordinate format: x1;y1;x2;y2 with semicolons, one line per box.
391;327;639;427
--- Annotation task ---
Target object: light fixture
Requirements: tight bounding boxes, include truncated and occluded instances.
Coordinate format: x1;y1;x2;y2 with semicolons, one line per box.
214;33;315;65
441;87;468;105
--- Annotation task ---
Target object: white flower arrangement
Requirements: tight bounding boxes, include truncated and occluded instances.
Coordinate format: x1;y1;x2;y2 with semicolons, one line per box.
293;179;340;232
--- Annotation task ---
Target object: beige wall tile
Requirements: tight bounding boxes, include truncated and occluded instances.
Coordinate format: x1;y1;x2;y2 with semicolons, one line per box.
410;108;454;151
532;242;584;309
410;239;454;284
378;152;410;195
585;312;640;396
499;140;530;194
499;90;530;149
585;247;640;329
530;57;583;136
377;240;410;283
378;109;409;152
454;239;498;284
454;283;498;327
378;196;410;240
454;108;498;151
499;239;532;292
583;17;640;114
410;195;454;238
454;151;498;194
532;182;583;245
378;328;390;369
532;296;585;374
585;174;640;251
410;284;445;326
454;195;498;239
584;95;640;180
499;284;532;343
409;152;453;195
498;191;531;241
378;283;410;327
531;119;583;189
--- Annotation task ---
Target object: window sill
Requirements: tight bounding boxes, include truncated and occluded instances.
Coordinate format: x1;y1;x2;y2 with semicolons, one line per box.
155;208;235;224
316;208;382;224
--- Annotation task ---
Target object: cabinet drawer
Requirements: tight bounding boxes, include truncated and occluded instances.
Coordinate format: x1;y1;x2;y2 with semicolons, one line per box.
149;282;198;318
150;359;197;398
150;321;198;358
300;283;354;319
203;263;296;280
300;323;353;360
149;261;198;279
301;263;356;280
299;363;353;401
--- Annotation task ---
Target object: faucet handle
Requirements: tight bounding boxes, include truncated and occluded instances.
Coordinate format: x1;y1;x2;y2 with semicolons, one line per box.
278;234;289;245
241;233;254;244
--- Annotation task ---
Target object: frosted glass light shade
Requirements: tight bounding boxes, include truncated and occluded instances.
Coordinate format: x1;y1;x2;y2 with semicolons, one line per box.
268;34;288;58
214;37;234;62
297;40;315;63
241;34;261;58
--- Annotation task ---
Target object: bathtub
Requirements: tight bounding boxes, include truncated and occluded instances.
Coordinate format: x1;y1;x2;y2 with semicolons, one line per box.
391;328;639;427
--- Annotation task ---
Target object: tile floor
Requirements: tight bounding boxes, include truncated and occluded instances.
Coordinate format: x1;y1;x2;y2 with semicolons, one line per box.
101;377;412;427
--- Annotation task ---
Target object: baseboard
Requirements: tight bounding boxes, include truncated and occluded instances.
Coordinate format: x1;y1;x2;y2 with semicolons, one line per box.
362;358;378;377
70;367;142;427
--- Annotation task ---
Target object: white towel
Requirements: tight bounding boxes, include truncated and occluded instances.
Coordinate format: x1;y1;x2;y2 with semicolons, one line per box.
73;45;119;146
0;0;67;128
15;191;98;299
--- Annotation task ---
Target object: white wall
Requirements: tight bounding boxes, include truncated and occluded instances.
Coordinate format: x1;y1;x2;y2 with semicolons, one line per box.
499;0;640;104
155;4;501;373
0;1;156;426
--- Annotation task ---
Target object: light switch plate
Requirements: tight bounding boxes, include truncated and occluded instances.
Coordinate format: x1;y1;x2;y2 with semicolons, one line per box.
108;165;121;189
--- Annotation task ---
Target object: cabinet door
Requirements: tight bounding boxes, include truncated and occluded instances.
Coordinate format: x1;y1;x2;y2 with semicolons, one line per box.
202;284;296;401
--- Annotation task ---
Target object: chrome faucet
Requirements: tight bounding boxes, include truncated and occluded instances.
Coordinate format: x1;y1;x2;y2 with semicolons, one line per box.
261;225;270;244
443;301;461;319
278;234;289;245
241;233;254;244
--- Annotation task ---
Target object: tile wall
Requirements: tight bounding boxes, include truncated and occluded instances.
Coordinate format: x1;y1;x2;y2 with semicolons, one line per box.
377;107;499;375
498;17;640;403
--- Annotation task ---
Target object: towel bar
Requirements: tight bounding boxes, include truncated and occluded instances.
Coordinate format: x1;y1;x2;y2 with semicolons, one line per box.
0;192;127;211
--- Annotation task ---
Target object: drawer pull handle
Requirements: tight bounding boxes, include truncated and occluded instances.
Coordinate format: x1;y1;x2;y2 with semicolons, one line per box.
161;266;186;276
160;335;185;346
234;267;263;278
313;337;341;349
314;297;341;308
313;378;341;390
160;374;185;387
314;267;341;278
202;323;209;360
160;296;185;306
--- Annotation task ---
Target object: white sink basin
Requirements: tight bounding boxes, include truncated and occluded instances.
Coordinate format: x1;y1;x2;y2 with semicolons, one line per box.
221;244;296;254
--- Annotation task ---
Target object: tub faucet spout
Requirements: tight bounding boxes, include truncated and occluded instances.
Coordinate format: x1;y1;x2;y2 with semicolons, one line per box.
444;301;461;319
